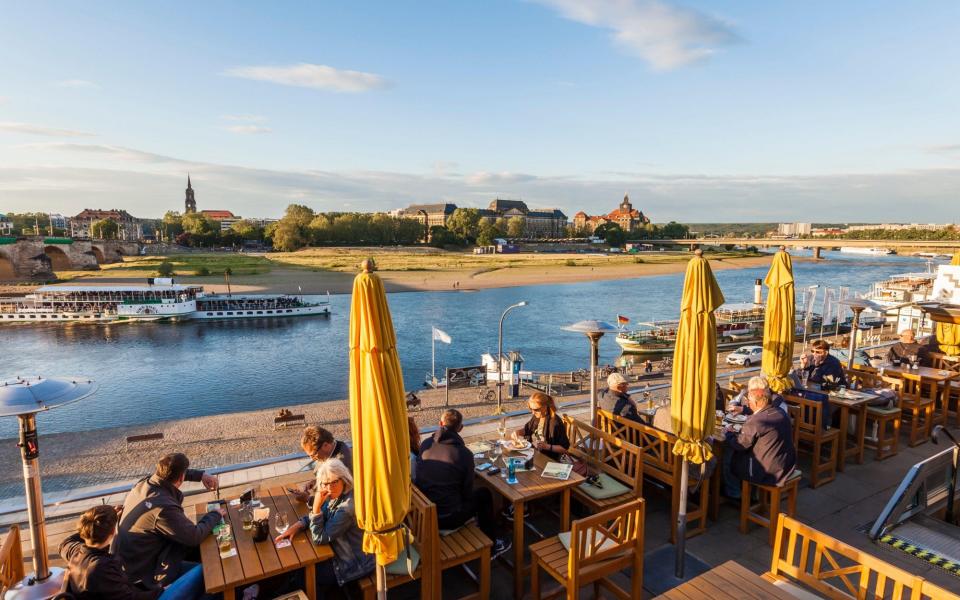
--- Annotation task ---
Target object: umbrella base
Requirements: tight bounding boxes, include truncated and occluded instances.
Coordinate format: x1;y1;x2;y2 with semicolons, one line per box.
4;568;65;600
643;545;710;597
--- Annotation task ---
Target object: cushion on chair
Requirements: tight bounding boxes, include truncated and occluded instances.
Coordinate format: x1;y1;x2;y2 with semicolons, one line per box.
867;406;901;416
557;531;620;557
577;472;631;500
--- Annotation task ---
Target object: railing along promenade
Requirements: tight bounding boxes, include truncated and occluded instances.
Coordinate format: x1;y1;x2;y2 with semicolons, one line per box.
0;339;898;525
662;237;960;251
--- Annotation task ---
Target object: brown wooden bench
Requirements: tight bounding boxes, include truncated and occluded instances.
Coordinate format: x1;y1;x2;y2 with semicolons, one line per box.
125;432;164;444
273;413;306;430
1;525;25;596
596;409;707;542
358;485;436;600
563;415;643;515
767;514;960;600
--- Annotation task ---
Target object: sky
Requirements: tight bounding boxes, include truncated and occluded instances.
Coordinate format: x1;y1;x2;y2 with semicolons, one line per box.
1;0;958;222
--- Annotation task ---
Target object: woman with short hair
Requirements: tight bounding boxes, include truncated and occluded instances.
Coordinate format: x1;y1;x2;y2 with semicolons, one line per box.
275;458;374;595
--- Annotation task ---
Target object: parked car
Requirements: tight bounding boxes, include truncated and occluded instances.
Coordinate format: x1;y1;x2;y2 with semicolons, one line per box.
726;345;763;367
829;348;882;368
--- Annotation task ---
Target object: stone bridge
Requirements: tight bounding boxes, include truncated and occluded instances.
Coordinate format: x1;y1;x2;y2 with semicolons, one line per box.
0;238;141;280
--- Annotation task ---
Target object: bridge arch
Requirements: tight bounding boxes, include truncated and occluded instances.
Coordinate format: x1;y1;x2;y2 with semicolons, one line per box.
44;245;72;270
0;255;14;279
91;246;106;264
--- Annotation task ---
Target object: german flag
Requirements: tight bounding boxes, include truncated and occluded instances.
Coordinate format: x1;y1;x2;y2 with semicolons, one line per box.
617;314;630;325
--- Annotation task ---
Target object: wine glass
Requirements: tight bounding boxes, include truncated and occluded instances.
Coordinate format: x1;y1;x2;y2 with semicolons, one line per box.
497;418;507;441
909;354;919;370
274;511;289;536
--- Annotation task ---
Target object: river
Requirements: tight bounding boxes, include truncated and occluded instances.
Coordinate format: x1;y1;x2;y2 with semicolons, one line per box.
0;251;942;438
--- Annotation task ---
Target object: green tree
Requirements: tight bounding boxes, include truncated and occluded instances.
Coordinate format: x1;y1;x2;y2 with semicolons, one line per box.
181;212;216;236
270;205;316;251
660;221;690;239
476;220;503;246
161;211;183;242
90;219;119;239
596;223;626;247
507;216;526;238
229;219;261;240
446;208;482;242
428;226;462;248
156;261;174;277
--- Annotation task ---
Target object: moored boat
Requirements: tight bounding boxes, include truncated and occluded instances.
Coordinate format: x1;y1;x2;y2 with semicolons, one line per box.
839;246;894;256
615;303;772;354
193;293;330;320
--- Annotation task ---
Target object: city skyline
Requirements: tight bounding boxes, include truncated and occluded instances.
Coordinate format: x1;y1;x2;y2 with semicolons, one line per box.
1;1;958;220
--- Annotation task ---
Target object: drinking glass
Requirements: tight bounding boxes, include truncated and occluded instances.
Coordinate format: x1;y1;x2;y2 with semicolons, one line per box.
217;524;232;553
909;354;919;370
241;506;254;531
800;370;809;388
497;418;507;441
274;512;289;536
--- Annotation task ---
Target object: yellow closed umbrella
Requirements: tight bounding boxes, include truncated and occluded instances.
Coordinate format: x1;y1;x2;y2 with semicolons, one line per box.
670;249;725;577
348;259;411;598
936;251;960;356
761;249;795;393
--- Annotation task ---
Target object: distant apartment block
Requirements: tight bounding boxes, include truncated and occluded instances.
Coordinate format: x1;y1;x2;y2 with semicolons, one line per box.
479;198;568;238
0;213;12;235
573;195;650;234
70;209;143;240
777;222;812;237
846;223;954;232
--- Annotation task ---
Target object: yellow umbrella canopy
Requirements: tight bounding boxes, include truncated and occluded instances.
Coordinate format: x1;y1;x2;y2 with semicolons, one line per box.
761;249;795;393
935;251;960;355
671;250;726;465
349;259;411;565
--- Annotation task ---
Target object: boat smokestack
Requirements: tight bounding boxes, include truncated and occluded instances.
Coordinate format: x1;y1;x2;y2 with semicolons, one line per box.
754;278;762;304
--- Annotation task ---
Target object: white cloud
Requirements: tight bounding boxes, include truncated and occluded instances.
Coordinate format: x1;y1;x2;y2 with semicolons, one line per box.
0;122;96;137
221;114;267;122
465;171;539;185
54;79;99;89
928;144;960;155
532;0;738;70
225;125;273;135
223;63;389;92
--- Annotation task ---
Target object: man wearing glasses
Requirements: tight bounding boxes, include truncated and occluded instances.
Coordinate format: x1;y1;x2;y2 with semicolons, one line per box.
797;339;846;387
290;426;353;504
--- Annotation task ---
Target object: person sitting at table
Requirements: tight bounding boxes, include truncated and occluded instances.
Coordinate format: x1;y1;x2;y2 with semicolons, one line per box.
885;329;931;367
290;425;353;503
517;392;570;461
721;382;797;499
729;376;788;417
415;409;511;558
275;459;374;597
116;453;224;591
61;505;207;600
408;416;421;481
796;339;847;388
598;372;642;423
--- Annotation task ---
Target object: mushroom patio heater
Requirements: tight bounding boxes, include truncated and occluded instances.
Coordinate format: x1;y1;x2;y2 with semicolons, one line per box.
1;376;97;600
837;298;885;368
561;320;619;424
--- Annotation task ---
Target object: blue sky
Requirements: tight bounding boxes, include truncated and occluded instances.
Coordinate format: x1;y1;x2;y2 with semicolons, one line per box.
1;0;958;221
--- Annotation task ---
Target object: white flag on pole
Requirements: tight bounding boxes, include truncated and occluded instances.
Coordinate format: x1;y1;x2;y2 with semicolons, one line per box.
804;288;818;320
432;327;452;344
822;289;834;325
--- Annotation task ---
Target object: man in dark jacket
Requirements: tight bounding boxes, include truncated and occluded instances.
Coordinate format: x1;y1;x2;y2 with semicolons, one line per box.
415;409;510;558
886;329;931;367
116;453;224;590
290;425;353;504
597;372;642;423
722;385;797;499
797;339;847;388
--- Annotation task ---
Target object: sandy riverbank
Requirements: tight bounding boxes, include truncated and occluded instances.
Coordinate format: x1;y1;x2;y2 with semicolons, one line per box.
1;252;778;296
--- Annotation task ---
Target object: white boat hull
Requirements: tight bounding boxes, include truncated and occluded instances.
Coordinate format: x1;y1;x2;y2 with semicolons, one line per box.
192;305;330;319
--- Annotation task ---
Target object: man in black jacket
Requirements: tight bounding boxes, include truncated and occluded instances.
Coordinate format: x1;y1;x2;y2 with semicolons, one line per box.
116;453;224;590
722;384;797;499
597;372;642;422
415;409;510;558
886;329;932;367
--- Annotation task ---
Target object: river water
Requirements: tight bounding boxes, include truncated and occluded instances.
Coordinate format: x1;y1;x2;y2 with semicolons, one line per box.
0;252;942;438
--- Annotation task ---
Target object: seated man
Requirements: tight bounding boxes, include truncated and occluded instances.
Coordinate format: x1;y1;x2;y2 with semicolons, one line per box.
116;453;224;590
291;425;353;503
722;384;797;499
886;329;931;367
598;372;641;422
61;505;206;600
415;409;511;558
797;339;847;387
729;376;788;417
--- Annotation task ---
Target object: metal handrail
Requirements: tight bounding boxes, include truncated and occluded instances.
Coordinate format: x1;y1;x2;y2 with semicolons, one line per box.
0;339;903;521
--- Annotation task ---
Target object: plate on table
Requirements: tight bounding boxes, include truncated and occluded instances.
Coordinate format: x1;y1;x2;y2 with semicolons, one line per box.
724;413;747;424
506;439;531;451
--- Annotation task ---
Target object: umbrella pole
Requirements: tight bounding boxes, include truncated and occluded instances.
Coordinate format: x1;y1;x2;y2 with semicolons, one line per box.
588;333;601;425
376;564;387;600
675;459;689;578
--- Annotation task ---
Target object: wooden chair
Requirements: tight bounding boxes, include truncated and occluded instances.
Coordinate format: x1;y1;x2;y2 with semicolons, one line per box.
766;514;960;600
0;525;25;597
563;416;644;514
930;352;960;426
529;498;644;600
849;371;903;460
784;394;839;488
739;469;800;546
890;373;937;446
596;410;708;542
358;485;437;600
436;519;491;600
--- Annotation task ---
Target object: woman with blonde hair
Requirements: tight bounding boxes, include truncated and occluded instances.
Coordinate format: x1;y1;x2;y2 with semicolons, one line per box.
517;392;569;461
276;458;374;596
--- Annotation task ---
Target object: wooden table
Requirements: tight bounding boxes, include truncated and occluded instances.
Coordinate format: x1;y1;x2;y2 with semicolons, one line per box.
196;486;333;600
825;389;880;471
653;560;796;599
883;364;959;426
474;448;584;600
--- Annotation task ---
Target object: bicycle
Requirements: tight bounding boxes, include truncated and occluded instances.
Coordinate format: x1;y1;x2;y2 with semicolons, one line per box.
477;387;497;403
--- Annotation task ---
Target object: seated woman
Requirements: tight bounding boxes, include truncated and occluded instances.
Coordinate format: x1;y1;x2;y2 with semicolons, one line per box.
276;459;374;596
516;392;570;461
59;505;206;600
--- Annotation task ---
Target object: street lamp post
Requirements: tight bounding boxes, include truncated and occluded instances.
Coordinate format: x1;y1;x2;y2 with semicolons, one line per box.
561;320;620;424
497;301;529;414
838;298;884;368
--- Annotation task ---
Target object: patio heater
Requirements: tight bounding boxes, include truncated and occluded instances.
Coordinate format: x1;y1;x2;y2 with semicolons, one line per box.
561;320;619;424
1;376;97;600
837;298;885;368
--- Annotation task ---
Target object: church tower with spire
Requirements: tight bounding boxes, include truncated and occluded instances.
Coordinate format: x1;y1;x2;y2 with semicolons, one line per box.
184;175;196;214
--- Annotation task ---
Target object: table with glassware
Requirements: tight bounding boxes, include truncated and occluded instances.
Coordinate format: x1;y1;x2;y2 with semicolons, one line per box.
881;363;959;421
471;435;585;600
788;382;883;471
196;485;333;600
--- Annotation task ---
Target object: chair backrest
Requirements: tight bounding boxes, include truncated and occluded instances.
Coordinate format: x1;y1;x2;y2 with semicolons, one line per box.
564;415;643;497
0;525;25;596
786;404;802;452
769;515;959;600
892;374;938;403
929;352;960;373
783;394;827;435
596;409;675;486
567;498;645;576
406;485;438;600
